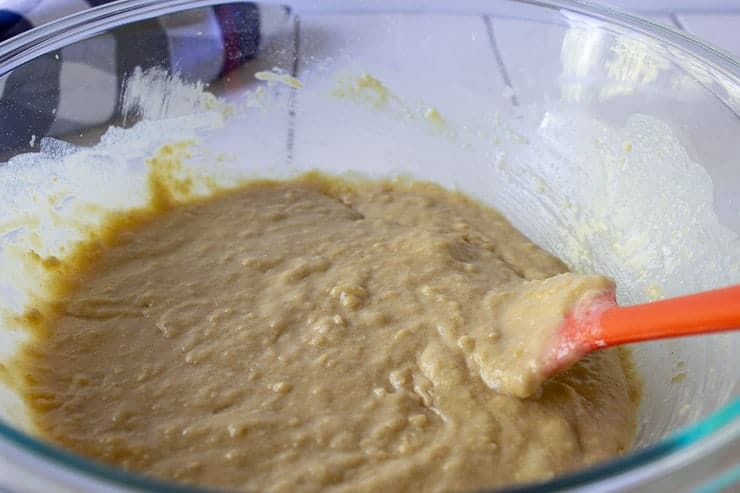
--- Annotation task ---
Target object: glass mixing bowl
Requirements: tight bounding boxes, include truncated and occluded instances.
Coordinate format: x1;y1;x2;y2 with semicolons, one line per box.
0;1;738;492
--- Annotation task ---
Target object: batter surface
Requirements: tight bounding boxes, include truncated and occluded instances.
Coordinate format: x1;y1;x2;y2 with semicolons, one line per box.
18;174;640;492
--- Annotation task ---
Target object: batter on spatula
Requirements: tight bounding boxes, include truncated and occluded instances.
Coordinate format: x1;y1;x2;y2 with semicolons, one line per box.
16;173;640;492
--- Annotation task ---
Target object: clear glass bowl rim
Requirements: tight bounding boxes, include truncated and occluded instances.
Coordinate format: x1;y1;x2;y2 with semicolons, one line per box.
0;0;738;492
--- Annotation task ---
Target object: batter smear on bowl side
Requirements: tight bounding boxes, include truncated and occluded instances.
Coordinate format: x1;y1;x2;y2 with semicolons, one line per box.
15;172;640;492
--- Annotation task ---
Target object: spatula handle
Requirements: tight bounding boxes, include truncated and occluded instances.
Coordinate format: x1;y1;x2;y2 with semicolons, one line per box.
600;285;740;346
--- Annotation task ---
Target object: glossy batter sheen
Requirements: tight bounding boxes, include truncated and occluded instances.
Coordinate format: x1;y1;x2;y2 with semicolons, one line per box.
18;175;640;492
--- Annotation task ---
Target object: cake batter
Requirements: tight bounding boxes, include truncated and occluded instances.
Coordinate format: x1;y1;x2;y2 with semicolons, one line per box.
17;174;640;492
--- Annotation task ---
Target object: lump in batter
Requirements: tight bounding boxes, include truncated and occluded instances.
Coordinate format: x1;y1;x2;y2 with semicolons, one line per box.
16;173;640;492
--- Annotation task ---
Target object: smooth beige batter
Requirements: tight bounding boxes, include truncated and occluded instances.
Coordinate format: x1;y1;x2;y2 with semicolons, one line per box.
17;174;640;492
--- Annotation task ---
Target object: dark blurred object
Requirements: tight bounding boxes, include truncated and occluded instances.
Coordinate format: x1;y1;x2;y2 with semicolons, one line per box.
0;1;289;154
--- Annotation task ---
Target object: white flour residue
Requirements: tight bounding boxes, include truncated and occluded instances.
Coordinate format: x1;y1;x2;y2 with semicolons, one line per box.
121;67;236;124
492;110;740;303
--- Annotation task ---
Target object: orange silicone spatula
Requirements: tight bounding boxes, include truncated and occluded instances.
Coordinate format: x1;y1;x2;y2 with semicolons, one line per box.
543;284;740;377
